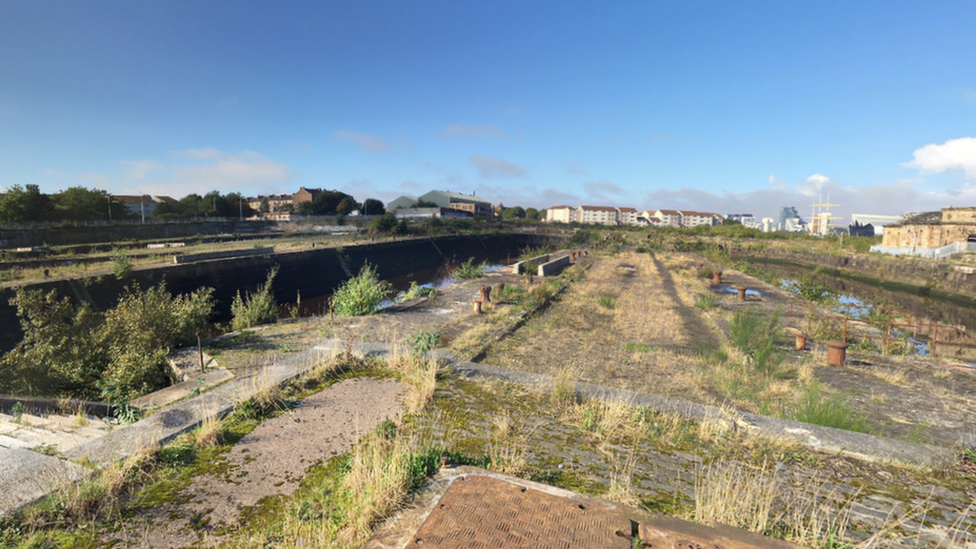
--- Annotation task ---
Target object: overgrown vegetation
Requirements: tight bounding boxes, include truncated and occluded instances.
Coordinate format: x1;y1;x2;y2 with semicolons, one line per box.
230;266;279;331
728;307;786;376
331;263;393;316
451;257;487;279
783;381;869;433
0;282;214;401
110;246;132;280
394;281;437;303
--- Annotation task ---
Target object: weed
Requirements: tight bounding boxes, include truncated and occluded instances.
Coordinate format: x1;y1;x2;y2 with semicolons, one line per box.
551;368;578;404
395;281;437;302
784;382;869;433
598;294;617;309
728;307;786;376
694;292;718;310
452;257;487;279
10;401;25;423
231;266;279;331
111;246;132;280
407;329;442;358
331;262;394;316
623;342;655;353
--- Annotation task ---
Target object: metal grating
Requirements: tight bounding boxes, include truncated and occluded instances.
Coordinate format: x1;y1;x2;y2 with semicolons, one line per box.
408;475;632;548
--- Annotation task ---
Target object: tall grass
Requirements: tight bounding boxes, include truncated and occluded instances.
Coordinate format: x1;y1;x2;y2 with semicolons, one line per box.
784;381;870;433
451;257;487;279
231;266;279;331
728;307;785;376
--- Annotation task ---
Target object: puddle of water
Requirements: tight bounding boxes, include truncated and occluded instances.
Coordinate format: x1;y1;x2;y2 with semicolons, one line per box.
714;284;764;297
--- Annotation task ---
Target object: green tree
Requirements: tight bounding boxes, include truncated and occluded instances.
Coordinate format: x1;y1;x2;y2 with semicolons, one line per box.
501;206;526;221
336;196;358;215
525;207;539;221
0;184;53;223
369;213;399;234
412;199;438;208
258;197;270;213
361;198;385;215
55;186;126;221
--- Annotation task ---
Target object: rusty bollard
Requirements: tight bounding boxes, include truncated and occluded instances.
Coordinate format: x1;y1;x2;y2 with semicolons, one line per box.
696;263;704;270
479;285;492;304
473;300;483;314
735;286;748;301
795;334;807;351
711;270;723;284
825;340;849;366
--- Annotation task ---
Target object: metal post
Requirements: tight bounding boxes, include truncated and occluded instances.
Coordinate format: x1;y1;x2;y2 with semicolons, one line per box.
885;319;892;355
197;332;205;373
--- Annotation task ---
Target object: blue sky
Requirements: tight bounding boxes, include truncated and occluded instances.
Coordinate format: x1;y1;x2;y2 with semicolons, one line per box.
2;1;975;221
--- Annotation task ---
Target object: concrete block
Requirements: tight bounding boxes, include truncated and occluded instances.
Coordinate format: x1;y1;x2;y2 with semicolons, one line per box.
512;254;549;274
537;255;570;277
131;368;235;410
0;448;90;517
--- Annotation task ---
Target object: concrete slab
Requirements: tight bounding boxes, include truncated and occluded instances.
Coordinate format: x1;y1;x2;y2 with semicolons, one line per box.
448;359;954;468
0;447;90;517
64;393;235;468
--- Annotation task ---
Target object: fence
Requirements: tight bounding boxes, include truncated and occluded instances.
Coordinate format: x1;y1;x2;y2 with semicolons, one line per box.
869;241;976;259
784;300;975;359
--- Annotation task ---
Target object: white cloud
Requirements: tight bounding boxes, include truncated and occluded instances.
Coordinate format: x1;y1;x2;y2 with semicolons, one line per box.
583;180;624;195
470;155;526;178
332;130;391;151
38;149;296;197
907;137;976;178
438;123;505;139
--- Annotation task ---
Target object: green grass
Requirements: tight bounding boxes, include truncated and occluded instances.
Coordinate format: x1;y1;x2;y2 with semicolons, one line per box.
598;294;616;309
728;307;785;376
784;382;870;433
452;257;487;279
623;342;655;352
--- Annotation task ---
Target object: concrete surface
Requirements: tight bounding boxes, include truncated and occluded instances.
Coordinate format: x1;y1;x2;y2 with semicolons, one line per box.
0;448;90;516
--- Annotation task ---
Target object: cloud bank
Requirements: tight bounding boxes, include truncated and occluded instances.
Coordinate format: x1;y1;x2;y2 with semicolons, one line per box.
907;137;976;178
332;130;391;151
470;155;526;178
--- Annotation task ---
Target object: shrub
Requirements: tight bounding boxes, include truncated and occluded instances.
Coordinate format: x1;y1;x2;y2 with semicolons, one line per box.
694;293;718;310
230;266;279;331
111;246;132;280
395;281;437;303
452;257;487;279
728;307;785;376
332;263;393;316
369;213;398;235
407;329;442;358
570;229;597;246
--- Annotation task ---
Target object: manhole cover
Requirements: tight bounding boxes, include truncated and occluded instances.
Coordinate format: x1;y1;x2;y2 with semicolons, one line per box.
409;475;632;548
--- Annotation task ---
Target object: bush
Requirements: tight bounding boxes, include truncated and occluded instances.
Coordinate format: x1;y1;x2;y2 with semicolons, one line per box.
369;213;398;235
230;266;279;331
452;258;487;279
570;229;598;246
728;307;785;375
395;281;437;303
111;247;132;280
332;263;393;316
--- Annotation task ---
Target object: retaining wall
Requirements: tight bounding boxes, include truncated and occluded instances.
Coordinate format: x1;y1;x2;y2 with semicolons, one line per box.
0;234;564;352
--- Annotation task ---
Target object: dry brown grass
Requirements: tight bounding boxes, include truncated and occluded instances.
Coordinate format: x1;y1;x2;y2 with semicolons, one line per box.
694;460;779;533
872;367;909;387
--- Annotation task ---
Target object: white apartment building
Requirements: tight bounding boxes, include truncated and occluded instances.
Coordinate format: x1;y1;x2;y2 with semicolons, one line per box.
578;205;619;225
546;205;577;223
654;209;683;227
680;211;722;227
616;207;639;225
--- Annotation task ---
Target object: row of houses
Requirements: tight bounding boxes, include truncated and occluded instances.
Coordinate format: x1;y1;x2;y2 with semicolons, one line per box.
545;206;723;227
387;190;494;218
246;187;330;213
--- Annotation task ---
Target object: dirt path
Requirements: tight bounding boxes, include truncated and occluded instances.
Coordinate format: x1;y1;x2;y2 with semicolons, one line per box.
106;377;407;548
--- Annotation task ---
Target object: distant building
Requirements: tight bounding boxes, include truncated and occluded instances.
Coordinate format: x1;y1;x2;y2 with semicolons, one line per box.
881;208;976;249
779;206;801;231
392;207;474;220
546;205;577;223
726;213;756;228
247;194;292;213
386;196;419;211
293;187;324;207
616;207;639;225
113;195;175;219
849;214;904;236
578;205;619;225
761;217;775;232
680;211;722;227
387;190;492;218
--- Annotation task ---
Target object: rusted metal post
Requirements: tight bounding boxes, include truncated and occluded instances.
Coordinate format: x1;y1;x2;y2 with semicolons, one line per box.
197;332;205;373
473;300;482;314
825;340;849;366
932;322;939;356
795;334;807;351
479;285;492;304
735;286;748;301
885;319;892;355
711;270;723;284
